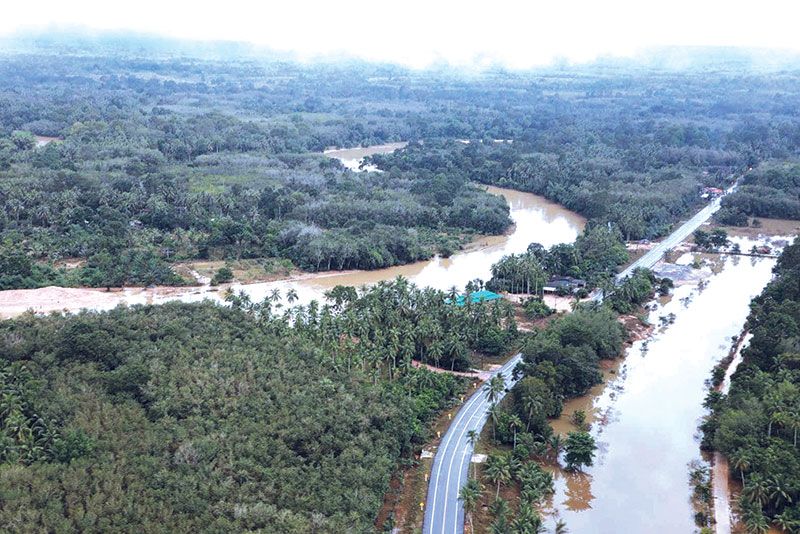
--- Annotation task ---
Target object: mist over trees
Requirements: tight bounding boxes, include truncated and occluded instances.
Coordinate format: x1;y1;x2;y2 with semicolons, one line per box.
2;37;800;532
2;50;800;289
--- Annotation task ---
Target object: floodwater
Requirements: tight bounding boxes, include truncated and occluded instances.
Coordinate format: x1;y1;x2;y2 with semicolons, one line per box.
125;185;584;310
544;247;777;533
323;142;408;172
713;332;751;534
0;146;585;317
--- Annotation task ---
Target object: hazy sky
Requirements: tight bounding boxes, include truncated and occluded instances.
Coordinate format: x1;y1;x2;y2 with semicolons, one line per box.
2;0;800;68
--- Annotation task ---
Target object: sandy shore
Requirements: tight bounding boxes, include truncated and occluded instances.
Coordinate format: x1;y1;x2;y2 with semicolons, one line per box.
0;286;122;319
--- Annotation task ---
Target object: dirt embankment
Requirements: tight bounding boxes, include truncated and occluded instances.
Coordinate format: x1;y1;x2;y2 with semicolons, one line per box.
708;331;750;534
0;286;122;319
619;313;654;343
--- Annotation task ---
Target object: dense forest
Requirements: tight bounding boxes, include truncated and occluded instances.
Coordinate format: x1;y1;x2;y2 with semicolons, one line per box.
703;238;800;532
0;278;521;532
718;163;800;225
3;33;800;534
2;46;800;289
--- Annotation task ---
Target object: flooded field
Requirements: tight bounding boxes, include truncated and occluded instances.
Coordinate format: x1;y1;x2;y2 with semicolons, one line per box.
543;247;778;533
0;173;585;318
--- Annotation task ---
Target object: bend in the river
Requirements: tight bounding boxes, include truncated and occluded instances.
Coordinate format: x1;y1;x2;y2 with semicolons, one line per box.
0;144;585;318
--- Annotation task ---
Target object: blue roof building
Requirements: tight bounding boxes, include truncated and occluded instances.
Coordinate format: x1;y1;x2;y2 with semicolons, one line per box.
450;289;503;306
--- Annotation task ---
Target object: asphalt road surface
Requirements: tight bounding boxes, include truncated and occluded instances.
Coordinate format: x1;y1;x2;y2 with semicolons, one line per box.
422;182;737;533
616;185;735;282
422;353;523;534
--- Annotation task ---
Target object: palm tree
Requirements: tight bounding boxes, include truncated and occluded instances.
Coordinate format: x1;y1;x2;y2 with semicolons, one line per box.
484;454;512;499
488;403;501;442
459;479;483;534
730;449;752;485
286;288;299;304
787;408;800;447
554;518;569;534
467;430;479;476
523;394;542;432
743;510;769;534
448;285;459;302
484;374;506;405
774;511;800;533
549;434;563;461
743;475;770;508
511;502;545;533
766;475;793;509
489;497;510;534
508;414;522;449
467;429;479;448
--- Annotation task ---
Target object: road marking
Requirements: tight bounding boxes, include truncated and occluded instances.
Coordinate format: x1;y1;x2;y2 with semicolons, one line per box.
426;367;493;532
450;368;520;534
428;356;521;534
443;397;486;531
425;356;520;533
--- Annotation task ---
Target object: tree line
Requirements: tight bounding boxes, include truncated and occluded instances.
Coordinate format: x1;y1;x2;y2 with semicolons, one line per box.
0;273;523;532
4;52;800;289
702;238;800;533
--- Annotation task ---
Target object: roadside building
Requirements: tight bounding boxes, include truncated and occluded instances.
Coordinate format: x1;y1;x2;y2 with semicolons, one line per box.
449;289;503;306
700;187;724;199
543;276;587;294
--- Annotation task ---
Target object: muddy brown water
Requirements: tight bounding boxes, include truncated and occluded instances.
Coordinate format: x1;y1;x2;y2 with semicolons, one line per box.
323;142;408;172
0;145;585;317
126;184;585;310
543;247;778;533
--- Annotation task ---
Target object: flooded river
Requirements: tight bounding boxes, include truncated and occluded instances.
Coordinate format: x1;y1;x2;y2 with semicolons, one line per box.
118;185;584;311
544;247;778;533
0;146;584;317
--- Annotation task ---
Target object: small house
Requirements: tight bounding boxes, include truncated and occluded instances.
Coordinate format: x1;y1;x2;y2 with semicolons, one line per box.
543;277;587;294
700;187;724;199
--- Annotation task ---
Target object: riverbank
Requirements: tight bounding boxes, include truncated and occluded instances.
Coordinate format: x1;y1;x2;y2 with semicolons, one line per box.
708;332;751;534
0;185;584;320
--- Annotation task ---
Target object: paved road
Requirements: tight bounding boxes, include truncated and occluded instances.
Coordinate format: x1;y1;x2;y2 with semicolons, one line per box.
422;181;738;533
616;183;736;282
423;353;523;534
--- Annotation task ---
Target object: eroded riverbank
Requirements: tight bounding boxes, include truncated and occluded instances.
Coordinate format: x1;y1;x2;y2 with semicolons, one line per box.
0;185;585;319
1;141;584;319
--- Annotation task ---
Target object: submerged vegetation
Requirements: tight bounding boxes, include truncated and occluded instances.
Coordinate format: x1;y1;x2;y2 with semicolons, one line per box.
3;44;800;289
463;304;624;531
1;34;800;534
702;238;800;532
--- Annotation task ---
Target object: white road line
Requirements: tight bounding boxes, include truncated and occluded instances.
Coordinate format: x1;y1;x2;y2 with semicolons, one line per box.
425;355;521;534
426;376;487;532
445;362;519;533
443;392;487;531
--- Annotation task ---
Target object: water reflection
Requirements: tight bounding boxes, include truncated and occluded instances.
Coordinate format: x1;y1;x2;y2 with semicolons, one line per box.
544;246;776;533
151;185;585;308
